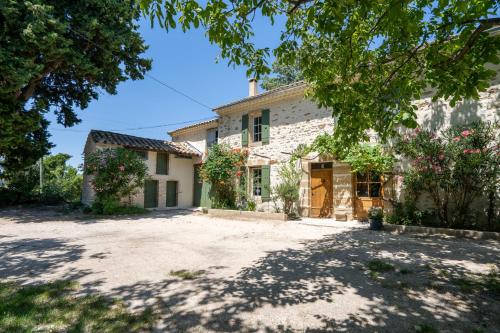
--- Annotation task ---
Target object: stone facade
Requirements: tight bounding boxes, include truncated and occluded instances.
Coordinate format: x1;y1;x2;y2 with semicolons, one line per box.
211;72;499;217
84;68;498;218
216;94;347;214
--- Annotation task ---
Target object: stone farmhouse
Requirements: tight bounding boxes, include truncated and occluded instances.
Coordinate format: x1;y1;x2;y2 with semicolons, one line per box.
83;69;499;219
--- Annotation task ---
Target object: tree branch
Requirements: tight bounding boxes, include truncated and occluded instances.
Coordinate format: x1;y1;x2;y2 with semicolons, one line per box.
434;19;499;67
287;0;315;14
15;60;63;102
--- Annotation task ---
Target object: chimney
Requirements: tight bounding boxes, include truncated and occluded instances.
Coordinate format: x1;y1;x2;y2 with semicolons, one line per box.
248;78;258;97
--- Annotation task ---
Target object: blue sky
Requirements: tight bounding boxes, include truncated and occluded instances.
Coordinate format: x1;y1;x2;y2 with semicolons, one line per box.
47;16;283;167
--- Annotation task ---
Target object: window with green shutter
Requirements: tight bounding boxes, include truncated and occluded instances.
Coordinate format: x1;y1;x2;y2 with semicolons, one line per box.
262;109;270;145
156;152;169;175
261;165;271;201
241;114;249;147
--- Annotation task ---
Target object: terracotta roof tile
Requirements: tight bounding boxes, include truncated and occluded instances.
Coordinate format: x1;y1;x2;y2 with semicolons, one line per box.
89;130;200;157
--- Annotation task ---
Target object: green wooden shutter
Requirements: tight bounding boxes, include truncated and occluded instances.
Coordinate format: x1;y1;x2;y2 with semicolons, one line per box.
262;109;270;145
201;181;212;208
193;165;202;206
166;181;178;207
241;114;249;147
261;165;271;201
144;180;158;208
156;153;169;175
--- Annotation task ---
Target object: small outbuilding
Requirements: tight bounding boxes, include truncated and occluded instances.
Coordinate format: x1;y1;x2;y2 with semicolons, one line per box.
82;130;201;209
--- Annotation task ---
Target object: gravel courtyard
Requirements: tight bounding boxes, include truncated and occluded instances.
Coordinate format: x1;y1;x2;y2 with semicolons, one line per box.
0;208;499;332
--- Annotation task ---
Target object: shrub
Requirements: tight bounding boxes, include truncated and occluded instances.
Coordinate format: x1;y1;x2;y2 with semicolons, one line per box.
91;198;146;215
0;153;82;206
396;121;499;230
368;207;384;220
200;144;248;209
384;201;434;226
84;147;148;204
246;200;256;211
272;161;301;217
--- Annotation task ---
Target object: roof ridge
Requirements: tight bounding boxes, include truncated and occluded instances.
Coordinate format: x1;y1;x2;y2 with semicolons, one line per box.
88;129;200;156
90;129;171;143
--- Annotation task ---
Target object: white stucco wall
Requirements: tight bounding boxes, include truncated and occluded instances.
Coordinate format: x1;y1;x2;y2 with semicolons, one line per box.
81;142;195;209
171;131;206;164
128;151;195;209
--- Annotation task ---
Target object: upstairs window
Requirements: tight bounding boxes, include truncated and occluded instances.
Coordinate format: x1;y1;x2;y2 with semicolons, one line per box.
156;152;169;175
131;150;148;160
207;128;218;149
253;116;262;142
355;172;382;198
252;167;262;196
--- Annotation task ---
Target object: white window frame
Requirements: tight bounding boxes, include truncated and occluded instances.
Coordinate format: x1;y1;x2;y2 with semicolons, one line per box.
252;167;262;196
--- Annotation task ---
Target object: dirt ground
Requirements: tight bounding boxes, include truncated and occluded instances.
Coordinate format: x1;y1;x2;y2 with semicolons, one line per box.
0;207;499;332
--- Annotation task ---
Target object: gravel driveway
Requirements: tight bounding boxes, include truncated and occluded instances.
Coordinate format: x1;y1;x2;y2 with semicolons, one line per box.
0;208;498;332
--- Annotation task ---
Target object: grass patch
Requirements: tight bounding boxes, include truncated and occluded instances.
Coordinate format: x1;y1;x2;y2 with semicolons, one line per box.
169;270;204;280
366;260;395;273
414;323;439;333
399;268;413;275
451;269;500;295
0;280;155;333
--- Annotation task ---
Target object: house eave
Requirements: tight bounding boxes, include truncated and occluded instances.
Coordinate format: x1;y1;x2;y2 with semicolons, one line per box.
168;119;219;137
213;81;308;115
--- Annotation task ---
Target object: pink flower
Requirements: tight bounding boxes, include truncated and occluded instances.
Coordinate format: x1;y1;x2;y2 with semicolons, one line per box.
453;136;461;142
461;130;471;137
471;149;481;153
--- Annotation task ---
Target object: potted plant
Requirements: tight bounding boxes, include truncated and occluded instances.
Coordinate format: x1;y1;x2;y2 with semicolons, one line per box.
368;207;384;230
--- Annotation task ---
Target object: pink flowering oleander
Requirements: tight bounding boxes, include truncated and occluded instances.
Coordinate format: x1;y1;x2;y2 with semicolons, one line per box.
453;136;461;142
461;130;472;137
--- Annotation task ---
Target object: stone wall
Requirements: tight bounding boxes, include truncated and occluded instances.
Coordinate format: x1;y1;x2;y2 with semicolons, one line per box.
216;77;499;216
217;96;342;213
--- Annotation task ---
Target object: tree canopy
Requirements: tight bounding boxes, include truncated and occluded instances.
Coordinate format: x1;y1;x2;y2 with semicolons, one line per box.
140;0;500;146
0;153;82;205
260;62;304;91
0;0;151;171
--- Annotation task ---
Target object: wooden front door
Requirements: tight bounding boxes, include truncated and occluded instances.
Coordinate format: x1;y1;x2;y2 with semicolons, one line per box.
310;169;333;218
144;180;158;208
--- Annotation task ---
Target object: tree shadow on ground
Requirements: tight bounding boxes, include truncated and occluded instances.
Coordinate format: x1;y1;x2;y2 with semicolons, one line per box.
0;236;91;284
111;230;499;332
0;206;199;224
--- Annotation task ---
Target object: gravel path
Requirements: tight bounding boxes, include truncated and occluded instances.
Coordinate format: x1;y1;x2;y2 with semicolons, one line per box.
0;208;498;332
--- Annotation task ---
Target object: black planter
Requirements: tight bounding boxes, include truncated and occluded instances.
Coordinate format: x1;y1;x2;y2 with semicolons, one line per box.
369;218;383;230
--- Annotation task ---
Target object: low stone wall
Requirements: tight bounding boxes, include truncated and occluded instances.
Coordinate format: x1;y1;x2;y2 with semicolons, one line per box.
207;209;287;221
384;224;500;241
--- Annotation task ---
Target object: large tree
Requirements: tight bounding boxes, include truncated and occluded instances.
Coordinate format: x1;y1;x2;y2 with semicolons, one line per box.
0;0;151;171
140;0;500;145
260;61;304;91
